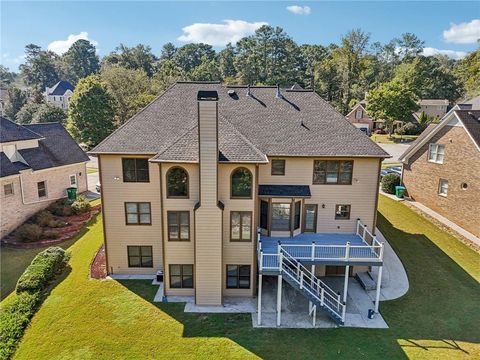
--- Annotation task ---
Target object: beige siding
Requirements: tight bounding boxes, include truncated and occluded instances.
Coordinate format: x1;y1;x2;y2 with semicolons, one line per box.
99;154;162;275
195;101;223;305
258;157;380;233
1;163;88;237
219;163;256;297
161;163;198;296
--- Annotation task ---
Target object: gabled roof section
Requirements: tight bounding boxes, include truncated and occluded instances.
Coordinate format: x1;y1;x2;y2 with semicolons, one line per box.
91;82;389;159
47;80;74;96
400;109;480;162
346;102;368;117
0;116;43;143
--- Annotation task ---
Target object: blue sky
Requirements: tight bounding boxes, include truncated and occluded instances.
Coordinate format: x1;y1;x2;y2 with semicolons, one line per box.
1;1;479;70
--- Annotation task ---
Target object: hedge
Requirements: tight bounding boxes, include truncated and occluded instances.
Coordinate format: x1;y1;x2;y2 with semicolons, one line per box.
16;247;69;294
0;247;69;360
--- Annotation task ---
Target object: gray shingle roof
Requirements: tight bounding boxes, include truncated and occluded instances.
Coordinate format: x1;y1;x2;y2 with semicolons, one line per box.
0;116;43;143
259;185;311;197
47;80;74;96
0;122;89;177
418;99;449;106
91;82;389;160
455;110;480;148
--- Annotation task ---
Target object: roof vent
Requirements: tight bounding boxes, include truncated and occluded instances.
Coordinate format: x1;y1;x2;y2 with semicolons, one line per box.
246;84;251;97
227;89;236;96
276;84;283;99
227;89;239;100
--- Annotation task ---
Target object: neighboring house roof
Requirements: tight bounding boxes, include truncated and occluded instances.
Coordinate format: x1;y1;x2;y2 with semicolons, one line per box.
418;99;449;106
399;109;480;162
346;102;368;118
0;121;89;177
258;184;311;197
0;116;43;143
91;82;389;161
461;95;480;110
47;80;74;96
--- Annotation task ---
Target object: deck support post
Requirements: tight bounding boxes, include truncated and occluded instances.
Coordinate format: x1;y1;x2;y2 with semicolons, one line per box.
257;273;262;325
309;264;315;312
374;266;383;313
277;274;282;326
343;265;350;303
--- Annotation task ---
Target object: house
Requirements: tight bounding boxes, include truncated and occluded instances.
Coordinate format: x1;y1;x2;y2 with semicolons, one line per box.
45;81;74;110
399;106;480;238
415;99;449;119
0;117;89;237
346;100;402;134
90;82;390;326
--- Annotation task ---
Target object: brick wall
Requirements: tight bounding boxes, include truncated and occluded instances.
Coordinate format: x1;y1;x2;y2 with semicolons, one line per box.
0;162;88;237
403;125;480;237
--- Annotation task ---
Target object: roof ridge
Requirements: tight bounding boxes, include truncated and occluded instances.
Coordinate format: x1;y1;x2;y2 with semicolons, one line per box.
1;116;45;140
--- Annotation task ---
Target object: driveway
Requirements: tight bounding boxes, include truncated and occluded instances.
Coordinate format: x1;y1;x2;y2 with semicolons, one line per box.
378;143;411;163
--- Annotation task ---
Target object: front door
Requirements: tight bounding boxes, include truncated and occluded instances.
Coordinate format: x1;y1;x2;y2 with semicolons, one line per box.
303;204;317;232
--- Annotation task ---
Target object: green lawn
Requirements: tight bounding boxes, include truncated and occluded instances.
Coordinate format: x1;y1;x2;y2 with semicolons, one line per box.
9;196;480;359
87;168;98;174
370;134;418;144
0;199;101;300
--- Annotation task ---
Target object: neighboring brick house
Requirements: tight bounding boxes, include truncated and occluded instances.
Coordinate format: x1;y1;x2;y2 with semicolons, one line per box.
0;117;89;237
400;107;480;238
91;82;391;326
346;101;402;134
45;81;74;110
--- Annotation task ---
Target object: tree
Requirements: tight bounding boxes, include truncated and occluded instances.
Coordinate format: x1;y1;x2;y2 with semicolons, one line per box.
299;44;328;88
173;43;215;73
32;103;67;124
366;80;419;132
4;87;27;120
455;48;480;98
151;60;186;93
15;102;40;124
160;42;177;61
62;39;99;84
396;33;424;62
218;43;237;79
67;75;116;145
0;65;16;87
100;66;154;124
102;44;157;76
190;56;221;81
20;44;62;94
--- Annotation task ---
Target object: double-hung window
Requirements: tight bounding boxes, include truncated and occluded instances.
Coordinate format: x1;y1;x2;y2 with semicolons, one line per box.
230;211;252;241
127;246;153;267
69;174;77;187
226;265;251;289
169;265;193;288
125;202;151;225
335;205;351;220
428;144;445;164
37;181;47;198
122;158;149;182
313;160;353;185
4;183;14;196
271;159;286;175
168;211;190;241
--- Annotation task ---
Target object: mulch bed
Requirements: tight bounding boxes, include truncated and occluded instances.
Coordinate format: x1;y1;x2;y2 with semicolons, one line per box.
90;244;107;279
1;204;102;249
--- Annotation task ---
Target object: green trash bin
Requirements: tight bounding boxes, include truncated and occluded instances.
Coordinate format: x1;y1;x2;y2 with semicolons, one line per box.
66;187;77;201
395;185;406;199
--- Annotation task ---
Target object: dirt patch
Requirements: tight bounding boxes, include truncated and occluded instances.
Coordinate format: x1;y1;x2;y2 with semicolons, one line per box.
90;244;107;279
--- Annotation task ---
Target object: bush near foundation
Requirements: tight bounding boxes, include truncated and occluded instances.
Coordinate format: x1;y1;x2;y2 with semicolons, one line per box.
71;196;91;215
15;224;43;243
381;173;401;194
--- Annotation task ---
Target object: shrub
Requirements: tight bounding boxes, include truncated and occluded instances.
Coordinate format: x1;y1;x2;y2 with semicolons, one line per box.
33;210;54;227
47;199;72;216
16;247;69;294
42;229;60;239
374;128;386;134
0;291;41;360
47;219;67;228
15;224;43;243
395;122;420;136
381;173;401;194
71;195;91;215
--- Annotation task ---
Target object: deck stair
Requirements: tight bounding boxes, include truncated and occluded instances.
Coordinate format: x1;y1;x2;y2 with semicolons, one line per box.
280;248;345;324
355;271;376;291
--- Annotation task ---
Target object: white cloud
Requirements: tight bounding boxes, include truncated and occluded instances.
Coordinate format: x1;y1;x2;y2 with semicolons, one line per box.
178;20;267;46
443;19;480;44
422;47;468;60
47;31;98;55
286;5;311;15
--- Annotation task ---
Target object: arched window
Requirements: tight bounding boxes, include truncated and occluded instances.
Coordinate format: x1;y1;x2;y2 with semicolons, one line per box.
231;167;252;198
166;167;189;198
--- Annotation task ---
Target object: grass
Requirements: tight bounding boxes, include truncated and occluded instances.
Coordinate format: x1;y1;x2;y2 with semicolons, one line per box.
0;198;101;300
86;168;98;174
9;195;480;359
370;134;418;144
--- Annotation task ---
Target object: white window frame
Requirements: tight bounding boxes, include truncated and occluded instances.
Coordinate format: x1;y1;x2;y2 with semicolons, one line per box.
355;109;363;119
4;183;14;197
69;174;77;187
438;179;448;197
428;143;445;164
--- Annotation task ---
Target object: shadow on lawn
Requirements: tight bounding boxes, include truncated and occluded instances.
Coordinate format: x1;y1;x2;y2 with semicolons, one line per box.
118;212;479;359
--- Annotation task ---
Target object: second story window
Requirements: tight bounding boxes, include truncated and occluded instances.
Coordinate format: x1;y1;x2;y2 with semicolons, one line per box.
313;160;353;185
231;167;252;198
37;181;47;198
355;109;363;119
294;201;301;230
271;203;291;231
271;159;285;175
428;144;445;164
125;202;151;225
166;167;189;198
122;158;149;182
230;211;252;241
